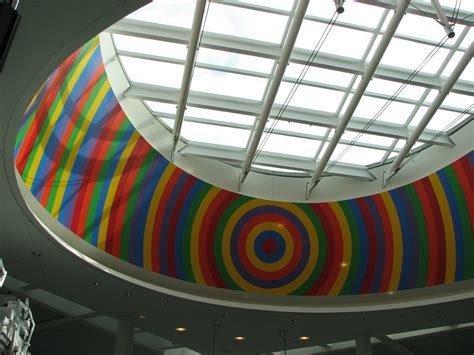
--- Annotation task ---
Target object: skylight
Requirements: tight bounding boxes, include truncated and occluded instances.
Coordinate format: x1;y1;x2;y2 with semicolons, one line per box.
106;0;474;181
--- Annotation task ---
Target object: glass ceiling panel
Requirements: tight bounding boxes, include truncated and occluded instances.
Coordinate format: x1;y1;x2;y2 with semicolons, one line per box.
181;121;250;148
259;134;321;158
266;119;328;137
395;13;450;42
275;82;345;112
252;164;306;174
185;107;255;125
420;0;474;12
441;93;474;110
113;34;187;59
190;68;268;100
306;1;384;28
352;96;415;124
327;144;387;166
126;0;196;28
366;78;426;101
296;21;372;59
284;63;353;87
204;3;288;43
235;0;294;11
460;29;473;49
411;108;471;131
120;56;184;87
381;38;450;74
339;131;395;148
197;48;274;73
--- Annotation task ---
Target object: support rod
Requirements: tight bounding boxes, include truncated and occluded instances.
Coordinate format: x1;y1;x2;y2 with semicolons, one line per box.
430;0;455;38
307;0;409;195
387;41;473;180
171;0;207;160
239;0;310;185
115;319;134;355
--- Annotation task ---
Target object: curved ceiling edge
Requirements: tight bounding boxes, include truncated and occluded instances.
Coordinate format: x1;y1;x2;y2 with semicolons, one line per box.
13;38;474;299
17;170;474;312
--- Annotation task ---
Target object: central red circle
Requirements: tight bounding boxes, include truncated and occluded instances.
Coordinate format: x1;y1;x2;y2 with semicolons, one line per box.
262;238;277;256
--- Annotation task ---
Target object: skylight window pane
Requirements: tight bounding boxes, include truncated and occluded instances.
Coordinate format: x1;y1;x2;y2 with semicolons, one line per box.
120;56;184;87
425;109;470;131
442;93;474;110
260;134;321;158
190;68;267;100
396;13;449;42
185;107;255;125
307;1;384;28
235;0;294;11
197;48;274;73
460;29;473;49
329;145;386;165
275;83;344;112
181;121;250;148
353;96;415;124
381;38;450;74
340;131;395;148
436;0;474;12
126;0;195;28
204;3;288;43
296;21;372;59
252;164;306;174
160;118;175;129
366;78;426;101
266;119;327;137
145;101;176;114
113;34;187;59
284;63;353;87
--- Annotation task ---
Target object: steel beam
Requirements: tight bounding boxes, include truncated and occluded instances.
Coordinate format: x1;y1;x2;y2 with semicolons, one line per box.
388;42;474;179
308;0;409;194
430;0;455;38
126;84;455;147
171;0;207;160
180;143;375;180
108;20;473;96
239;0;309;185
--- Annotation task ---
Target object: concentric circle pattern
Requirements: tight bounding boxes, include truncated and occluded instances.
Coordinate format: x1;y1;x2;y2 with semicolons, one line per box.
14;39;474;296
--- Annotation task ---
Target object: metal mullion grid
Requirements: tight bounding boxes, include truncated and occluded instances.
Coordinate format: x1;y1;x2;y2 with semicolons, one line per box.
243;0;298;168
108;21;473;95
151;110;397;152
313;8;391;169
210;0;469;50
116;47;471;115
381;25;471;164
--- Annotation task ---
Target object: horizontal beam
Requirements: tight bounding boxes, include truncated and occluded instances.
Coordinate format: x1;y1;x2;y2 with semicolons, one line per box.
127;84;455;147
107;20;474;96
116;49;470;115
179;143;376;180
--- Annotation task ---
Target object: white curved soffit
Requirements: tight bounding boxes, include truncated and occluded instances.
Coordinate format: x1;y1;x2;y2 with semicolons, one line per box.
17;169;474;313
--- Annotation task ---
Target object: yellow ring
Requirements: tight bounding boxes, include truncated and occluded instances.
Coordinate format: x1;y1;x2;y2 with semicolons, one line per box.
245;222;294;273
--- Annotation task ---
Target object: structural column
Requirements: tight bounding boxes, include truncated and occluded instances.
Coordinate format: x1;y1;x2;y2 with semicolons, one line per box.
355;334;372;355
115;319;134;355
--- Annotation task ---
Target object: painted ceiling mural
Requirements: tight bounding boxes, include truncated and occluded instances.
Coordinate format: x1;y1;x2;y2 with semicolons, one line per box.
14;38;474;296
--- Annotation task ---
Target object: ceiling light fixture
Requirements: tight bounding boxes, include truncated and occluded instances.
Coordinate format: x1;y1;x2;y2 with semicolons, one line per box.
175;327;187;333
138;315;146;319
299;336;310;341
31;251;42;257
234;336;245;341
93;281;100;286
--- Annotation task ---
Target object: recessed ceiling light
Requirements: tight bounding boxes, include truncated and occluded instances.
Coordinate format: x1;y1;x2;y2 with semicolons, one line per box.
341;262;349;267
234;336;245;341
299;336;310;341
138;315;146;319
175;327;187;333
31;251;42;257
93;281;100;286
388;291;395;295
124;292;132;296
